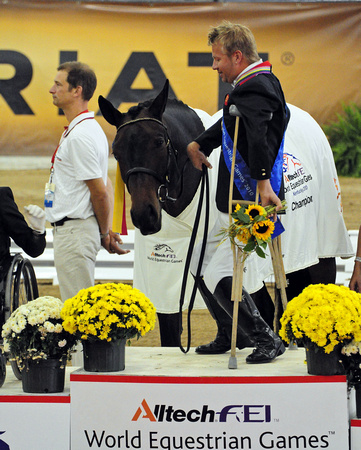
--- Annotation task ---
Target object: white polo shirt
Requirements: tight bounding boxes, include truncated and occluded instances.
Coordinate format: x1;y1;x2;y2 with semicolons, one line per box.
45;111;109;223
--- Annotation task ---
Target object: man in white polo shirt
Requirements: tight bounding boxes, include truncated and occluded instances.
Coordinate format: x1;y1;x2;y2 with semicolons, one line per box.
46;61;127;301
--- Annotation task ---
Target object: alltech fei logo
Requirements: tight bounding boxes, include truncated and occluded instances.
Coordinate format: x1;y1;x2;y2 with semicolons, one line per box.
132;399;271;423
147;243;183;265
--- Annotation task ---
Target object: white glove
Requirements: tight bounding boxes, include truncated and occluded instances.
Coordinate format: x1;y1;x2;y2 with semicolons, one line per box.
24;204;46;233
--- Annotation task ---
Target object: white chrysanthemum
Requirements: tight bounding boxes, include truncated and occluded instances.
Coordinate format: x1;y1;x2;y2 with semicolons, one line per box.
28;315;39;326
13;324;23;334
17;317;27;331
36;311;48;324
44;321;55;333
9;318;17;331
54;324;63;333
58;339;67;348
1;322;11;337
350;345;358;354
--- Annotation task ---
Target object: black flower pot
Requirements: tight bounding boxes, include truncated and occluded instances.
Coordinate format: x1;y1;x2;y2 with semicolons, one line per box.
22;357;66;393
305;344;345;376
82;339;126;372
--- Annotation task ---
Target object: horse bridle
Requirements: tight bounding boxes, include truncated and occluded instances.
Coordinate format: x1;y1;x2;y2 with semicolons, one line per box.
116;117;179;203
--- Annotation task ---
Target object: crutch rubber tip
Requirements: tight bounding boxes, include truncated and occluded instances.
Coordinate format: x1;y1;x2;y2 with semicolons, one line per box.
228;356;238;369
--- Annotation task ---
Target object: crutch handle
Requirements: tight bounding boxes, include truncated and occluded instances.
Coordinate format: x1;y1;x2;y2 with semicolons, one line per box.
229;105;242;117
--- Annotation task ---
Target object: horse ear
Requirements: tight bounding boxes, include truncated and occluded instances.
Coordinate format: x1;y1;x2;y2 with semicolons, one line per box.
98;96;124;127
149;79;169;119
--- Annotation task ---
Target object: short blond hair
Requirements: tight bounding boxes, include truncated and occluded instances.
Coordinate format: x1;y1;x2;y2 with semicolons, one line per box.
208;21;259;63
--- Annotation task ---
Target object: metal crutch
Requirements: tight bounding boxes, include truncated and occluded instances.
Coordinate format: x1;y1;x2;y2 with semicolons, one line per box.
228;105;251;369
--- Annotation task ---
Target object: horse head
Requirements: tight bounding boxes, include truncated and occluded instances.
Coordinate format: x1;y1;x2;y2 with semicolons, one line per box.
99;80;180;235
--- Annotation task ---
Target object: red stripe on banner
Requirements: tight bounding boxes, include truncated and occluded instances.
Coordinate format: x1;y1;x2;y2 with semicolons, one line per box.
0;395;70;403
351;419;361;427
70;374;346;384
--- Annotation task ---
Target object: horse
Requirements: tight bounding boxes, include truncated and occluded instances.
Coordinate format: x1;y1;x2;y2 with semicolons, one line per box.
99;80;353;345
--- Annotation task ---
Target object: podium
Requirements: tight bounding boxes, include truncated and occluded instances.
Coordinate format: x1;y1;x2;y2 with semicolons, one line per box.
70;347;349;450
0;348;354;449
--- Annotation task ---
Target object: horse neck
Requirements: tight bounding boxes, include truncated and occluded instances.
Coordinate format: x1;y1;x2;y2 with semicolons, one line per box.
162;117;202;218
156;105;204;217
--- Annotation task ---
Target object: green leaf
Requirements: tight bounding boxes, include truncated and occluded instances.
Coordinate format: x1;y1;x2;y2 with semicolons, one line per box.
243;241;256;252
255;246;266;258
235;212;251;224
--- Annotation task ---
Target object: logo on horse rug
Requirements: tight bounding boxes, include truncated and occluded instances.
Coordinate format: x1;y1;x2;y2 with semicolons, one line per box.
148;243;182;265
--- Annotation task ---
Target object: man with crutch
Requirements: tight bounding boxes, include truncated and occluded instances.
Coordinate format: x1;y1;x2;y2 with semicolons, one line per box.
187;21;289;364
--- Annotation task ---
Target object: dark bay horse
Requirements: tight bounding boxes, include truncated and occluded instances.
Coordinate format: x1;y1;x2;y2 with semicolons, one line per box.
99;80;211;345
99;80;205;236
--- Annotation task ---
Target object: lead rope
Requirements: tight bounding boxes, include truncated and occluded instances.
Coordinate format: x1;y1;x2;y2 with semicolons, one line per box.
178;165;209;354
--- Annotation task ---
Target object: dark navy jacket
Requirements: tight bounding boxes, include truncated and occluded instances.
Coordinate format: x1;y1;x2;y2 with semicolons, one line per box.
0;187;46;278
195;70;289;213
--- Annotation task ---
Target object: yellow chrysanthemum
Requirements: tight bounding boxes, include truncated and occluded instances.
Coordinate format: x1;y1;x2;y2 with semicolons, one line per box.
61;283;156;342
279;284;361;353
252;219;275;241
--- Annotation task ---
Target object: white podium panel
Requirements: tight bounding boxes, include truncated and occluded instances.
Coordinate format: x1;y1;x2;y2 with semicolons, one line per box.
0;395;70;449
351;420;361;450
70;348;349;450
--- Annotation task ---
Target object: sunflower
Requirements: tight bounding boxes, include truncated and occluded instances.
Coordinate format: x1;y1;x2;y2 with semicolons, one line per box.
235;226;252;244
252;219;275;241
245;204;266;220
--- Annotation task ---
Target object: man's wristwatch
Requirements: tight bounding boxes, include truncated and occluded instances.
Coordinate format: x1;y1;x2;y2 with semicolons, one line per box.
100;231;109;239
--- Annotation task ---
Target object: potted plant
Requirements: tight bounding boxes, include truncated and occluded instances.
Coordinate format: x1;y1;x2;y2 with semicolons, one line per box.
279;283;361;375
61;282;156;372
1;296;78;393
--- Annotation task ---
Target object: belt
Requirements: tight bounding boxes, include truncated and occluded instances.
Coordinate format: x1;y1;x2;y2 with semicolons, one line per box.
51;217;75;227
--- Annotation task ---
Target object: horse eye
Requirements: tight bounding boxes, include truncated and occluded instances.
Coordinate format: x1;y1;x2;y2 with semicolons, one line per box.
155;138;165;147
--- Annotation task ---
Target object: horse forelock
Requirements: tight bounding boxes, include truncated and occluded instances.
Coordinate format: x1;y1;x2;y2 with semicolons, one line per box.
127;100;153;119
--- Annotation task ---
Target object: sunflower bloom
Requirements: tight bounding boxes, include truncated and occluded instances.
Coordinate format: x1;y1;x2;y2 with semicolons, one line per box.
252;219;275;241
245;204;266;219
236;226;251;244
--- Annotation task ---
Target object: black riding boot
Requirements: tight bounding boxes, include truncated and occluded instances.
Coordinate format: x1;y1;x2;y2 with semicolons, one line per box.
195;277;253;354
251;283;275;330
214;277;285;364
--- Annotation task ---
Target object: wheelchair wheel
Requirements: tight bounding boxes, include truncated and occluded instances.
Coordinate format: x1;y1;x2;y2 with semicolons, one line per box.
4;254;39;380
4;254;39;321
